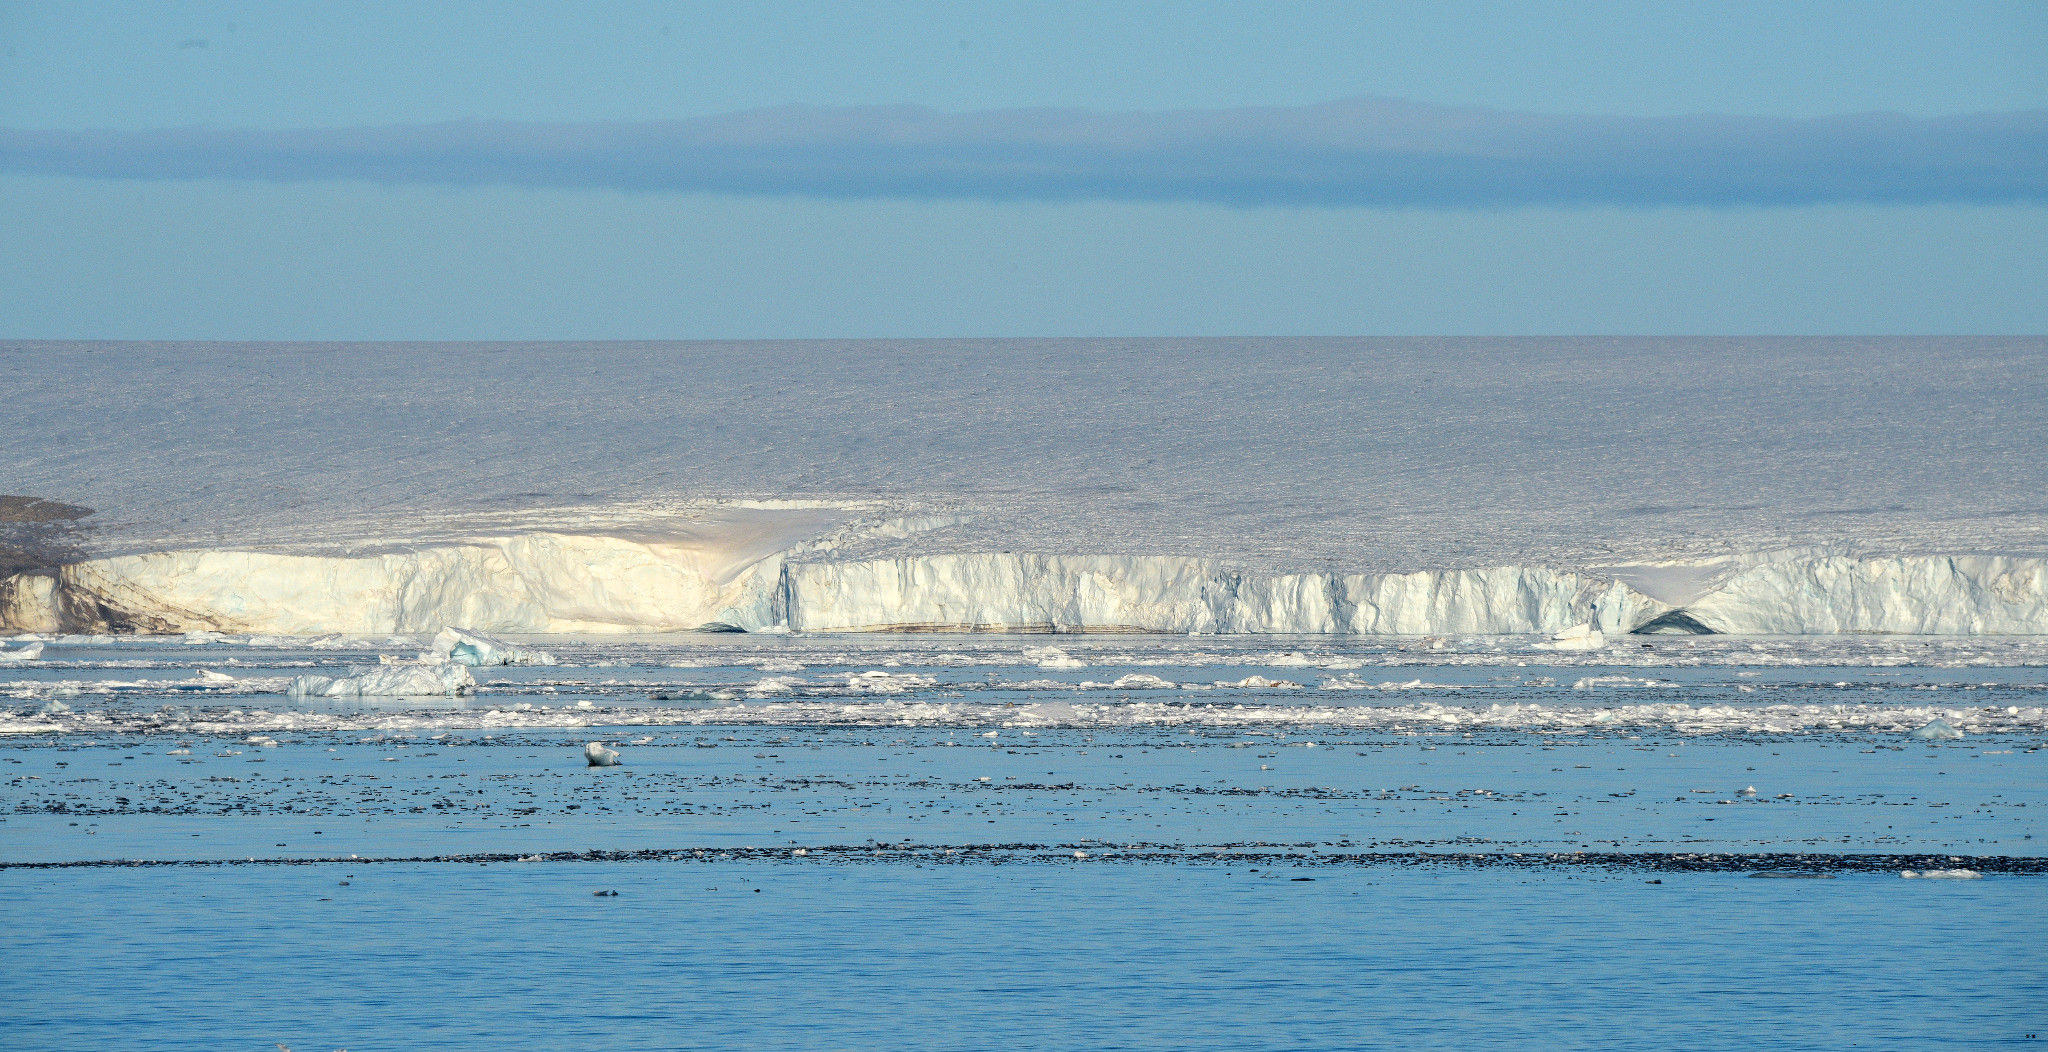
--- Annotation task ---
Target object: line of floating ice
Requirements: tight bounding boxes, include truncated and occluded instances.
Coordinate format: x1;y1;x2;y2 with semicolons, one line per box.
2;699;2040;737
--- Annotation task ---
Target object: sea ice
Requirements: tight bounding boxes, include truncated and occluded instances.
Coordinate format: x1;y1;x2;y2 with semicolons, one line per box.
584;742;621;767
286;662;475;698
0;641;44;662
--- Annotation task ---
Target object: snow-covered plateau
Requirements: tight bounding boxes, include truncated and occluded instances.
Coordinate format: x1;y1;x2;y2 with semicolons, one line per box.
4;338;2045;638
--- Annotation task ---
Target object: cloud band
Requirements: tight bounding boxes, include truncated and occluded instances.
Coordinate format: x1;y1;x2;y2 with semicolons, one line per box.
2;98;2042;207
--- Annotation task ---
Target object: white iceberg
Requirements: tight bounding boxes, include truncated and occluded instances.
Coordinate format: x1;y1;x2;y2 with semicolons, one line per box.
1900;869;1981;879
1535;624;1605;651
1024;645;1085;669
0;641;44;662
287;662;475;698
1909;718;1965;740
584;742;621;767
432;627;556;667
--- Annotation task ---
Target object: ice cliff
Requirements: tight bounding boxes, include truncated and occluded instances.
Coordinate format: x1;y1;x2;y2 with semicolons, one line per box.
4;527;2045;636
778;554;1661;634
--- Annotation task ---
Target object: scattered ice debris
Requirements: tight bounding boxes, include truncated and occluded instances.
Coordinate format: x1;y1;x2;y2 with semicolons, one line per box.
432;627;556;667
1909;718;1965;740
286;662;475;698
1536;624;1606;652
193;668;236;684
1106;674;1176;690
1900;869;1981;879
0;641;44;663
1222;675;1300;689
584;742;621;767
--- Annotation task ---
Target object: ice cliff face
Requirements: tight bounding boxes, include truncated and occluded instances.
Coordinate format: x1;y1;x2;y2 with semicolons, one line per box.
1685;555;2048;635
780;555;1663;635
4;530;2046;637
40;533;786;634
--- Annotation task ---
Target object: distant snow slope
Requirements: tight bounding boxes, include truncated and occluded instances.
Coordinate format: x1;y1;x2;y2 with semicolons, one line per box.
3;338;2045;635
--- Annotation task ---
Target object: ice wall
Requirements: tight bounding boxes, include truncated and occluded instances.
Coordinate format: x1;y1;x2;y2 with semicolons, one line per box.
47;532;785;634
8;538;2048;637
1684;555;2048;634
780;554;1664;635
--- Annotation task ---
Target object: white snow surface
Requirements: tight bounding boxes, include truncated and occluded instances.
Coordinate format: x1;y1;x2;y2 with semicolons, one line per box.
5;338;2047;636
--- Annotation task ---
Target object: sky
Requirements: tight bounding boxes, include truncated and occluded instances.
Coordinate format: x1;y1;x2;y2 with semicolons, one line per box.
1;0;2044;338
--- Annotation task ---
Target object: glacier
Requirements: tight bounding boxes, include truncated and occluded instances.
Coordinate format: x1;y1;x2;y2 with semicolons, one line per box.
4;527;2047;636
4;337;2045;638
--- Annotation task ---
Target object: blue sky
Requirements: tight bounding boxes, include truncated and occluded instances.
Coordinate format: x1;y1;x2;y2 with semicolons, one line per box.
1;1;2043;337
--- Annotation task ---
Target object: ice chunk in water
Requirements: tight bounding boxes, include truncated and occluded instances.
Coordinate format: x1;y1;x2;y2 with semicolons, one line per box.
432;627;557;667
1024;645;1085;669
584;742;621;767
0;641;44;662
1535;624;1605;651
1909;718;1965;740
287;662;475;698
1900;869;1981;879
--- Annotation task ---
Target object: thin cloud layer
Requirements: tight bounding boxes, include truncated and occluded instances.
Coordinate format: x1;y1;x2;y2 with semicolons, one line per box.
2;98;2042;207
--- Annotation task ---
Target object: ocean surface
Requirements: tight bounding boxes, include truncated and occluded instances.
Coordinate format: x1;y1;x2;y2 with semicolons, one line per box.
4;631;2044;1049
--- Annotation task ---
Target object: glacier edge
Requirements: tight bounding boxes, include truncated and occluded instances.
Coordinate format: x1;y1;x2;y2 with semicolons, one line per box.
3;534;2046;637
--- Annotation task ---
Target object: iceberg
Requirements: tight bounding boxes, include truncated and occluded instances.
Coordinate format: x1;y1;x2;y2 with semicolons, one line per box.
1534;623;1605;651
584;742;621;767
287;662;475;698
1908;718;1965;740
432;627;556;667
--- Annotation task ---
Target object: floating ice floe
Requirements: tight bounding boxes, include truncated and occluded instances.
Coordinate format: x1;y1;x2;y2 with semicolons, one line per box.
286;662;475;698
584;741;621;767
432;627;557;667
0;641;44;662
1909;717;1965;740
1025;645;1086;669
1900;869;1981;879
192;668;235;684
1536;624;1606;652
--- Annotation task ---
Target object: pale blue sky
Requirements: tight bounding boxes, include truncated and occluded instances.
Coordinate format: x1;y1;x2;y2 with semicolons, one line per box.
2;1;2044;337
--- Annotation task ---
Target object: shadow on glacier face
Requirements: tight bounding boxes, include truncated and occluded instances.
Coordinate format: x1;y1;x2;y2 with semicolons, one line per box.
1630;610;1716;635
